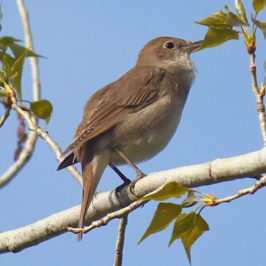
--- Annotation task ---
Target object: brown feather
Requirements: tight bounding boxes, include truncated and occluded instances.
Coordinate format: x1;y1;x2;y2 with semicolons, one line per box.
63;67;165;155
77;147;94;241
57;36;201;241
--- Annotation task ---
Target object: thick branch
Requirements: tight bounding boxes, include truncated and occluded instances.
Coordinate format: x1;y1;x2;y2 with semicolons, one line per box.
0;147;265;253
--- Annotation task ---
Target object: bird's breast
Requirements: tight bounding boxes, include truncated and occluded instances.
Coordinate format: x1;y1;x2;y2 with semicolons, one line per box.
110;90;187;164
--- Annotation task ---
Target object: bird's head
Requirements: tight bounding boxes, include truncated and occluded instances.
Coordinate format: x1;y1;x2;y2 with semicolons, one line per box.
136;36;202;72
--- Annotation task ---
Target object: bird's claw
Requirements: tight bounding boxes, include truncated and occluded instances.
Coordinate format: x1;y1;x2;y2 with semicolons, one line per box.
129;171;146;195
115;179;131;198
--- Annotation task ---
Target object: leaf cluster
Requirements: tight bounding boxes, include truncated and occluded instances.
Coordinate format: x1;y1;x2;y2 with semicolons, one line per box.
138;182;209;264
0;36;52;122
0;36;39;98
195;0;266;51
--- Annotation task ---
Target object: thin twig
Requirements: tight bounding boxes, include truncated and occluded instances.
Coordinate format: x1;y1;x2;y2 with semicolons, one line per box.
250;52;266;145
0;131;37;188
113;215;128;266
17;0;41;100
206;175;266;206
14;112;27;160
0;107;10;127
1;0;83;187
66;200;144;235
0;0;40;188
12;102;83;185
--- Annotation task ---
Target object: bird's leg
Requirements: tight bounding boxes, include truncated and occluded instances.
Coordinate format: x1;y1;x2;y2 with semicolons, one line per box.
109;162;131;197
113;147;146;194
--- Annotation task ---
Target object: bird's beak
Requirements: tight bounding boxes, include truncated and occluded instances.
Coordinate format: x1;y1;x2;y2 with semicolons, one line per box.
184;40;203;53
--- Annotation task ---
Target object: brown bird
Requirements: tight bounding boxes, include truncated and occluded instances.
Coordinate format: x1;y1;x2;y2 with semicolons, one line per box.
57;36;201;240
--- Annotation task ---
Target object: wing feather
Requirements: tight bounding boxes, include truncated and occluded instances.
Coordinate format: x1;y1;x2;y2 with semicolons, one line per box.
63;67;166;154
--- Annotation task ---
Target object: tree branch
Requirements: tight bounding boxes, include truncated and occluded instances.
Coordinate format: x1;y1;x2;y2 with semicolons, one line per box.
0;107;10;127
11;102;83;186
17;0;41;100
205;175;266;206
0;130;37;188
0;147;265;253
0;0;40;188
66;200;143;235
249;51;266;145
114;215;128;266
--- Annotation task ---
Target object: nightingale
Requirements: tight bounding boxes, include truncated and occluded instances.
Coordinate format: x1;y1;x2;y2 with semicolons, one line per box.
57;36;202;240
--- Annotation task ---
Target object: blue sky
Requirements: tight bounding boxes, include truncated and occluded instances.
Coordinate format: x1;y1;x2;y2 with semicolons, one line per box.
1;1;266;265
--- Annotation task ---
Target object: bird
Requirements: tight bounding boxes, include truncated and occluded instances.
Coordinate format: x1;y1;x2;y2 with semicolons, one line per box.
57;36;202;240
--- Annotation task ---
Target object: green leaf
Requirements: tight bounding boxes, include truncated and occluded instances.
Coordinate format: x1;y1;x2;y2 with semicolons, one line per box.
253;0;266;14
9;50;28;98
226;11;249;26
0;89;5;97
224;5;231;12
141;182;188;202
195;10;232;28
198;27;239;51
182;214;209;264
168;212;196;247
169;212;209;264
0;36;40;58
0;48;40;98
2;53;15;80
181;191;196;208
252;17;266;39
9;43;40;58
30;99;53;122
0;70;9;84
138;203;182;244
235;0;249;25
0;36;21;51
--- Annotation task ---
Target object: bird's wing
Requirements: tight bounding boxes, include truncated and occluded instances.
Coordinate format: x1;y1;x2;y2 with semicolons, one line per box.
63;67;166;154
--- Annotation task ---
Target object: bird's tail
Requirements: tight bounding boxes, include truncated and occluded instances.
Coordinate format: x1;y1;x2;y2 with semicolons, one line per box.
77;152;103;241
57;152;78;170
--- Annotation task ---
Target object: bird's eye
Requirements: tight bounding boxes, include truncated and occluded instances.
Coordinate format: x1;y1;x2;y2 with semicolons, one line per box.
164;41;175;49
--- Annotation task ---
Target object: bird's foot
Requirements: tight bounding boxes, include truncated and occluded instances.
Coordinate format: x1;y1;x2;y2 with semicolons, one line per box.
129;170;146;195
115;178;131;198
109;162;132;198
